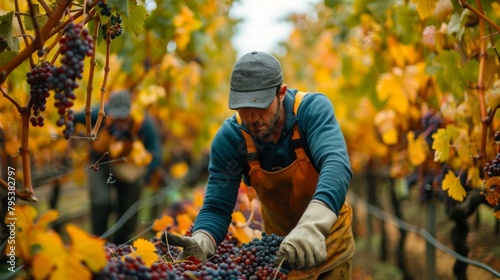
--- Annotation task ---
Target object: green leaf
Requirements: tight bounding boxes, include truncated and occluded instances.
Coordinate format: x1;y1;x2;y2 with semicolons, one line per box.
108;0;129;18
0;12;20;52
23;4;49;31
0;50;17;67
121;0;149;37
447;13;464;39
393;4;421;45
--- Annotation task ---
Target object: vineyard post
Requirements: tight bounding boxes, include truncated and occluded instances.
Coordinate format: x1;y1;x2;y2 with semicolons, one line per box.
426;201;437;280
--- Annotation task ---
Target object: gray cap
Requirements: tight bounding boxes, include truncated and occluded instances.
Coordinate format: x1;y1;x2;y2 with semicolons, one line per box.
229;51;283;109
106;90;131;119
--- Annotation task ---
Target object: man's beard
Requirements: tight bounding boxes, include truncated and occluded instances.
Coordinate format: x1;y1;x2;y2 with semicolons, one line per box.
247;101;282;142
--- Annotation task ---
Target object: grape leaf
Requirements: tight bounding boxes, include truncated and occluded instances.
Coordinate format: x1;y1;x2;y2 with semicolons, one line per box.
407;131;428;166
442;170;466;202
121;0;149;37
176;213;193;235
432;125;459;162
467;167;482;189
125;238;158;267
23;4;48;31
0;12;20;53
376;72;409;115
411;0;439;19
152;214;175;232
66;224;107;272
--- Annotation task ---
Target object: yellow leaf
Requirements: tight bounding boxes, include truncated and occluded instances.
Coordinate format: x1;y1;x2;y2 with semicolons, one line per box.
124;238;158;267
35;209;59;231
109;141;124;158
411;0;440;19
129;140;152;166
467;166;482;189
382;129;399;145
152;215;175;232
407;131;428;166
232;211;247;225
66;224;107;272
442;170;466;202
31;253;55;280
170;161;189;179
11;205;38;260
376;72;409;114
31;231;66;280
432;125;459;162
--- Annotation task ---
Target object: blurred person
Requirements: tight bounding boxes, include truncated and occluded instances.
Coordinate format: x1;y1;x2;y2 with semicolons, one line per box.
74;90;163;244
163;51;355;279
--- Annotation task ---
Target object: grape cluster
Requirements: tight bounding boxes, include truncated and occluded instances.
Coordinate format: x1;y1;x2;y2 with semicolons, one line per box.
235;232;288;279
97;0;111;16
484;153;500;177
27;62;52;127
94;232;289;280
101;14;123;40
49;22;94;139
421;109;443;146
494;131;500;142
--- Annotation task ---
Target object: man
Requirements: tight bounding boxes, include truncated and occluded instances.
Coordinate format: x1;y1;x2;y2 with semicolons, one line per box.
164;51;355;279
75;90;162;244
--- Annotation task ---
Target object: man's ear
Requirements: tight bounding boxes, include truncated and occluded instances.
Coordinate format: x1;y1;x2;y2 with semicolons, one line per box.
279;84;287;100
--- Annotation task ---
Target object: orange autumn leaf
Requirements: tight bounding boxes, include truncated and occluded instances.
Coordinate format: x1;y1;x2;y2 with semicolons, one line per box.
193;188;205;208
232;211;247;225
176;214;193;235
124;238;158;267
66;224;107;272
494;211;500;219
152;215;175;232
229;224;251;245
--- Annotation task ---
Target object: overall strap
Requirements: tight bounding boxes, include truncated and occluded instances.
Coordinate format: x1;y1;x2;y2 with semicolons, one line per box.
291;91;308;160
236;113;260;171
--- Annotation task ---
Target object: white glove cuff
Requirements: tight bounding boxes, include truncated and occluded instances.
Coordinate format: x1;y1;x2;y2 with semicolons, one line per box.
192;230;216;257
299;200;338;236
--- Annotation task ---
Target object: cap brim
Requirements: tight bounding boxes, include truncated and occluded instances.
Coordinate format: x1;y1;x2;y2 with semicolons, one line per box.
107;108;130;119
228;87;276;110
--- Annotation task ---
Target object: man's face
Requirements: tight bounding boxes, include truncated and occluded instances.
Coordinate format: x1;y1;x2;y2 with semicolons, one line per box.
112;116;132;130
237;94;282;142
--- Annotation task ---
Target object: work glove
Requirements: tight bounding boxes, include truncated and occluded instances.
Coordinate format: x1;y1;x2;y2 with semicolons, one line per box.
161;231;216;262
274;201;337;271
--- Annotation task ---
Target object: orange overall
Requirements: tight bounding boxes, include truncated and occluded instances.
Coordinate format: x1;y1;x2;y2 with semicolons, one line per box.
238;92;355;279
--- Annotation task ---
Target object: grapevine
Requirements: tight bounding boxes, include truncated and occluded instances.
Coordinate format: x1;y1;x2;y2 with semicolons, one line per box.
49;22;94;139
27;61;52;127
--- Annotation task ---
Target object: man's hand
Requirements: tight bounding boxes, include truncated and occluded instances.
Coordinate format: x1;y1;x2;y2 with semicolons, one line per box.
161;231;216;262
274;201;337;270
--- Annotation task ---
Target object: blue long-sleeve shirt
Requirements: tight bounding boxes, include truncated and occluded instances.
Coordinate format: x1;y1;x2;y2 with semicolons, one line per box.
193;89;352;245
74;106;162;180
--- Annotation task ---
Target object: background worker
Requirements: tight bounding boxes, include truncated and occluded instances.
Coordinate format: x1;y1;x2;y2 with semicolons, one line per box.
75;90;163;244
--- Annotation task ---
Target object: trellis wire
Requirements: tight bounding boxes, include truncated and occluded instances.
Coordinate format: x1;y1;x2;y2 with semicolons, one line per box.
348;191;500;278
